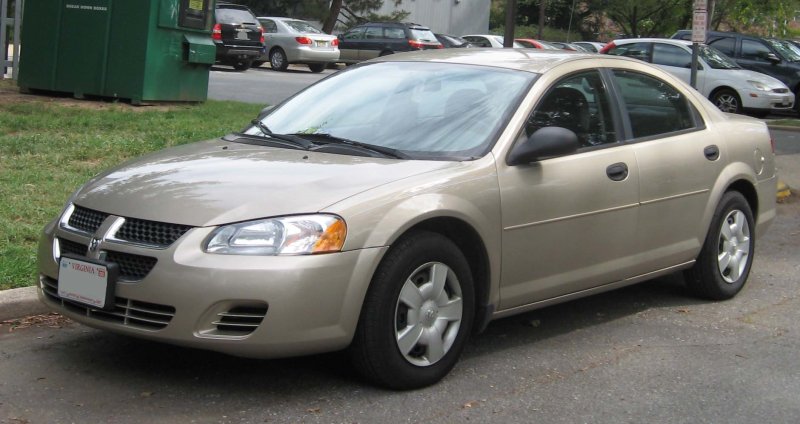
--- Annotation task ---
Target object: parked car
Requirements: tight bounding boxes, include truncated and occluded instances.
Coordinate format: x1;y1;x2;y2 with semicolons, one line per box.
601;38;794;115
435;33;473;48
673;30;800;114
514;38;560;49
39;49;775;390
548;41;590;52
461;34;524;48
573;41;607;52
255;17;339;72
212;2;264;71
337;22;442;64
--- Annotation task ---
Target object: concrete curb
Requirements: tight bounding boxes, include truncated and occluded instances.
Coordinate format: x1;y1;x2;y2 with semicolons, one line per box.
778;181;792;201
0;286;49;322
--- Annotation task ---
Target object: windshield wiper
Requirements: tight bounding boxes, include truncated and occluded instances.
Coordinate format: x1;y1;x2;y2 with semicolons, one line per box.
248;120;316;149
291;133;408;159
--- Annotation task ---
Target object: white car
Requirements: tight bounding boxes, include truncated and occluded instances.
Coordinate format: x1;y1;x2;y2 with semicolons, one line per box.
461;34;524;48
602;38;794;116
256;17;339;72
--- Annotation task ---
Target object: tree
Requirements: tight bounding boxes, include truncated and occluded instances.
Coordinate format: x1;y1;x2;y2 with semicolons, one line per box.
604;0;689;38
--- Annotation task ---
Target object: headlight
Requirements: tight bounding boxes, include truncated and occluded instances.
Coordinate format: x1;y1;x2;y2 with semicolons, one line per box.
748;80;770;91
204;215;346;255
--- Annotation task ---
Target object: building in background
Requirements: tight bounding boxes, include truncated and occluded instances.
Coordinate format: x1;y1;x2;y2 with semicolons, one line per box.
371;0;490;36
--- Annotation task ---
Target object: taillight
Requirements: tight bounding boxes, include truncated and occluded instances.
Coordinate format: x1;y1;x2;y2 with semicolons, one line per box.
598;41;615;54
408;39;424;49
212;23;222;41
259;27;265;44
296;36;312;45
332;38;339;47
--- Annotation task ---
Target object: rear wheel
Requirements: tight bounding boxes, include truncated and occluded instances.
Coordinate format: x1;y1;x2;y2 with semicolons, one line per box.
308;63;326;73
233;60;251;71
349;231;474;390
684;191;755;300
711;88;742;114
269;48;289;72
251;61;265;68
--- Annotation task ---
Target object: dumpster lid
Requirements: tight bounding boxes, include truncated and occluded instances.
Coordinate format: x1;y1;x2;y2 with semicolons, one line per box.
183;33;215;47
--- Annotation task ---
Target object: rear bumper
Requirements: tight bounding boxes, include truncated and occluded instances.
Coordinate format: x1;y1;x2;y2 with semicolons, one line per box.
287;47;340;64
214;42;264;63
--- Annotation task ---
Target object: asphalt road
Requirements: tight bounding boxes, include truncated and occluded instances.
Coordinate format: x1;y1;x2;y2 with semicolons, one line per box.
207;64;335;106
1;135;799;423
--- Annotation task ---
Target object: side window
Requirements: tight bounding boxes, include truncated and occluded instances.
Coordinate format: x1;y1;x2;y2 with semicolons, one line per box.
261;19;277;33
342;27;365;40
605;42;651;62
526;71;617;148
364;26;383;39
463;36;491;48
612;70;696;139
652;43;691;68
741;39;772;61
708;36;735;56
384;27;405;39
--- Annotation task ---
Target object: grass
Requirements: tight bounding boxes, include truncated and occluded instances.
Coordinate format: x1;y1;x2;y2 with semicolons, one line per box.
0;81;262;290
768;119;800;127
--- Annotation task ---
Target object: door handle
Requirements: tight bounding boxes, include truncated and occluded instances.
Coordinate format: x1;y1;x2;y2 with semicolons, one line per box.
606;162;629;181
704;145;720;161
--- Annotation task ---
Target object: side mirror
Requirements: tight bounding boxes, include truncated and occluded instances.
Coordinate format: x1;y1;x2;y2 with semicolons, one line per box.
766;53;781;63
507;127;580;166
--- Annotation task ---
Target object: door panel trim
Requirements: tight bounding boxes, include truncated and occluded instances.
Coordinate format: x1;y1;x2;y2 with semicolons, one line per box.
639;188;709;206
503;202;639;231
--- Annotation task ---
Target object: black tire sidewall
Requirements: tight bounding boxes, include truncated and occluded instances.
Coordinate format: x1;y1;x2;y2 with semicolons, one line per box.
352;231;475;389
270;49;288;71
691;191;755;299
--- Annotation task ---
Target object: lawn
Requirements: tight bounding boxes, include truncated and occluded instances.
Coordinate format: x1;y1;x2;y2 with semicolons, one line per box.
0;81;262;290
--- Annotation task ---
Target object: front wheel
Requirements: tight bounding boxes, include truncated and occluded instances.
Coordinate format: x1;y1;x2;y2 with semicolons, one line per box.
232;60;251;71
308;63;326;73
349;231;474;389
684;191;755;300
711;89;742;114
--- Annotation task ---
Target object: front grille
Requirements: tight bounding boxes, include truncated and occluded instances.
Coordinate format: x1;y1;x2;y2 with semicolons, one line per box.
58;237;87;256
116;218;192;247
41;276;175;330
772;88;790;94
105;251;158;281
213;305;268;335
68;206;108;234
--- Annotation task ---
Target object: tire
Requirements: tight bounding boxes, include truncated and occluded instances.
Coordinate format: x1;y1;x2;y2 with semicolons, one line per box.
251;61;265;68
308;63;326;73
269;48;289;72
232;61;251;71
349;231;475;390
794;88;800;117
711;88;742;114
684;191;755;300
378;50;394;57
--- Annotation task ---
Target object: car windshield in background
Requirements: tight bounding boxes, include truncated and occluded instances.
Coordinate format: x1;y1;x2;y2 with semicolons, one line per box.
285;20;321;34
245;62;536;160
410;28;437;42
766;39;800;61
698;45;740;69
216;9;257;24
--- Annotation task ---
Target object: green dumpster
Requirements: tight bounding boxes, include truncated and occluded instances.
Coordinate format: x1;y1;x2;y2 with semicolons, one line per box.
18;0;216;103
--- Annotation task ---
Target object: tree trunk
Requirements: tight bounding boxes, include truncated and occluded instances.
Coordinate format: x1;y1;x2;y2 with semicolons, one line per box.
504;0;517;47
323;0;344;34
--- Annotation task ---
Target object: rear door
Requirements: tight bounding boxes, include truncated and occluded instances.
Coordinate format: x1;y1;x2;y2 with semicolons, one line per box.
338;27;365;62
359;26;386;60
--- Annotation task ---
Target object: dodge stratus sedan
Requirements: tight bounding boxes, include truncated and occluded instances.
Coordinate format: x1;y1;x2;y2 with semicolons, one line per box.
38;49;776;389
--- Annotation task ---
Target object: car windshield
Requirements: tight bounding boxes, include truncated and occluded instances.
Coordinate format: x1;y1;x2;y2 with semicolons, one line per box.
766;39;800;61
285;20;321;34
410;28;437;42
245;62;536;160
698;45;740;69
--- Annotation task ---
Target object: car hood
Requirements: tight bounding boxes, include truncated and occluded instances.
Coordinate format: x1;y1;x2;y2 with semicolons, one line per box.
73;138;455;227
724;68;788;89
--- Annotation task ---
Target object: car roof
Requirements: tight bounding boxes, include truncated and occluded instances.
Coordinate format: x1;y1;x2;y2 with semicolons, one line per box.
612;38;694;47
372;48;604;73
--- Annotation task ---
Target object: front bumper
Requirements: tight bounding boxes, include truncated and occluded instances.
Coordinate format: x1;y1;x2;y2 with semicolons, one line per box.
37;220;386;359
741;89;795;112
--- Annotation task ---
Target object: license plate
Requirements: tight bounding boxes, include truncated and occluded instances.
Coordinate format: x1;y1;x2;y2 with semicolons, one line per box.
58;255;117;310
316;40;328;47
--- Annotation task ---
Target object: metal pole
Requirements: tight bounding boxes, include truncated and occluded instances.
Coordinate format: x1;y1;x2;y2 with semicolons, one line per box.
538;0;545;39
566;0;576;42
690;43;698;89
503;0;517;48
1;0;8;78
